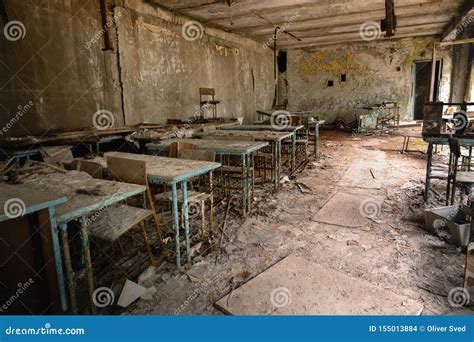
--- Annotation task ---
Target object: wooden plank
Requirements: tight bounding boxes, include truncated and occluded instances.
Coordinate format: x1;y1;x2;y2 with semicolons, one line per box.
104;152;221;183
0;184;66;222
87;205;152;242
18;171;146;224
147;138;268;155
193;130;293;142
216;255;423;315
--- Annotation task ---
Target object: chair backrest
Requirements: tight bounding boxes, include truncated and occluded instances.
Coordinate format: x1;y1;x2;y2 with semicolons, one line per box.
72;160;103;179
106;156;147;186
168;142;197;158
179;149;215;162
199;88;215;96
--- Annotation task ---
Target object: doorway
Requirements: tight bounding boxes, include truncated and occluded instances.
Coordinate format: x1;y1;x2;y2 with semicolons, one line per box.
412;60;442;120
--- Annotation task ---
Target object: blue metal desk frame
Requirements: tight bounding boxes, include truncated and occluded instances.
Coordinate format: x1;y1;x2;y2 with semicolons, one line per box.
145;139;269;216
55;186;146;314
104;152;221;270
424;136;474;202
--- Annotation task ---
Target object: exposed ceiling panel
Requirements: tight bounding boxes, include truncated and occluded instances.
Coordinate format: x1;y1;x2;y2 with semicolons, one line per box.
150;0;469;49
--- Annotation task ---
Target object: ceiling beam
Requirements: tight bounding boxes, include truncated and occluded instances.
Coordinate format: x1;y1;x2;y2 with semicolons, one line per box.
251;14;452;40
203;0;461;30
278;27;442;49
442;1;474;40
233;2;460;37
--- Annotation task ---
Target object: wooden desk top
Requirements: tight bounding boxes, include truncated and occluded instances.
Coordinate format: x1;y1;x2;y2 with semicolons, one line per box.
19;171;145;224
0;183;67;222
146;138;268;156
256;110;313;117
219;124;304;132
104;152;221;183
193;130;293;142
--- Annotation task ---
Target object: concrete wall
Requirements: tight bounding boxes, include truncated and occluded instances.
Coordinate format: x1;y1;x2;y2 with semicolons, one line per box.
285;37;453;123
0;0;274;137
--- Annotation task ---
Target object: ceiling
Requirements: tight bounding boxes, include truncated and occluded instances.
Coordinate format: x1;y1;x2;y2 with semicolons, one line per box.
150;0;469;49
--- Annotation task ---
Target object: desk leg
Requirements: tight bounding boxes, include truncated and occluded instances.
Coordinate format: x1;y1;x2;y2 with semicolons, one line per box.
171;183;181;268
246;154;252;214
251;154;255;212
315;124;319;158
291;133;296;173
242;155;248;217
209;171;214;228
272;142;278;192
79;220;96;314
46;208;67;312
59;224;77;313
276;141;281;192
424;143;434;202
181;181;191;262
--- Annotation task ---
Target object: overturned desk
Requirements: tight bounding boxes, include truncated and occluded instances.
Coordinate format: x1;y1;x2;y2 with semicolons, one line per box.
104;152;221;269
146;138;268;216
192;130;293;192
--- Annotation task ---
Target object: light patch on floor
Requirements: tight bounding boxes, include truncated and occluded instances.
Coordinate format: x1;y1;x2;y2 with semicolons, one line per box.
216;255;423;315
313;191;385;227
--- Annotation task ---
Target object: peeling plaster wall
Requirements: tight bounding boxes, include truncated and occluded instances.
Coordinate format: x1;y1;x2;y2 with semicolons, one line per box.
116;5;273;125
0;0;273;137
286;37;453;123
0;0;123;137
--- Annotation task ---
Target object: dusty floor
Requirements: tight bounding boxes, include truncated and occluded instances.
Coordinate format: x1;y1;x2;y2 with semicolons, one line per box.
123;128;470;315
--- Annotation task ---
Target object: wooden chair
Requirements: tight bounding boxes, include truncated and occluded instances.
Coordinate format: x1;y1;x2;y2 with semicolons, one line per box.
156;142;215;239
71;160;103;179
199;88;220;119
168;142;197;158
447;138;474;205
106;157;165;253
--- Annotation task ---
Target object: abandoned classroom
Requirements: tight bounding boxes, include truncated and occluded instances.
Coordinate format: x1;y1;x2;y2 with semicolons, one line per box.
1;0;474;316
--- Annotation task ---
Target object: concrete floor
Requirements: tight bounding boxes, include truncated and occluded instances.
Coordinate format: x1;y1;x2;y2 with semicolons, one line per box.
124;128;471;316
